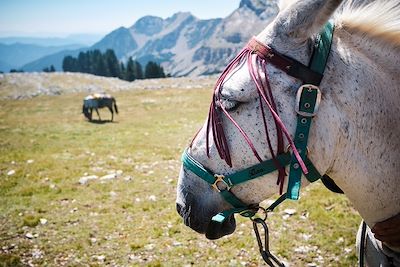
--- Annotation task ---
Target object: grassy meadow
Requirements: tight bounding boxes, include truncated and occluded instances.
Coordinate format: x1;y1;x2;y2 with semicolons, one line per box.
0;78;361;266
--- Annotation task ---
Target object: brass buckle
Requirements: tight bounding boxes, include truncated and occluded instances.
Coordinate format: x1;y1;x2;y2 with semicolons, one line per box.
295;84;321;117
212;174;231;192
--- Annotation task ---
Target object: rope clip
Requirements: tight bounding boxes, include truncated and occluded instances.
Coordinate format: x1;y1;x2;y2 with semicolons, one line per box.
252;218;286;267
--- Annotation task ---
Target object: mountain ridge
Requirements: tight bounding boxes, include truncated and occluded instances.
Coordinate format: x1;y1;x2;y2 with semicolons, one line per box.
19;0;279;76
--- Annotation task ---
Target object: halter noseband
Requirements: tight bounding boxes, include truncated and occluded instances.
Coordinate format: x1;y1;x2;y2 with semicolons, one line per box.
182;22;334;223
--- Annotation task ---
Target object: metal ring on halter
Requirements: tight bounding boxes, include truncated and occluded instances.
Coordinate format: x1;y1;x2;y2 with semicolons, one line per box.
250;206;268;222
212;174;232;192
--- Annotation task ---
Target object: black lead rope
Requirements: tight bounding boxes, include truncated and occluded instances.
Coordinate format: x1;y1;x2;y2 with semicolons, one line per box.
253;218;368;266
359;221;367;267
252;218;286;267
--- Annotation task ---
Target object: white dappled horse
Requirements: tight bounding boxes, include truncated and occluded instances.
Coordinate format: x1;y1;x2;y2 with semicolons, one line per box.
176;0;400;265
82;93;119;122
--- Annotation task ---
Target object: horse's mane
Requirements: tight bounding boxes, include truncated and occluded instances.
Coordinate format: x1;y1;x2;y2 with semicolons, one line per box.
335;0;400;48
278;0;298;11
278;0;400;48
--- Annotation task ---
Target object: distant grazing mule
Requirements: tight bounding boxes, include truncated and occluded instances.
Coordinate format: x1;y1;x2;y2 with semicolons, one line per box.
82;93;118;122
176;0;400;265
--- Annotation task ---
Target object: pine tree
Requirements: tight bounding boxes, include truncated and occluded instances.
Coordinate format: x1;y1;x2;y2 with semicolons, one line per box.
133;60;143;79
77;52;89;73
125;57;136;81
10;69;24;73
62;56;78;72
159;65;166;78
61;48;129;79
92;50;108;76
104;49;120;78
43;65;55;72
119;62;126;80
145;61;165;79
145;61;156;78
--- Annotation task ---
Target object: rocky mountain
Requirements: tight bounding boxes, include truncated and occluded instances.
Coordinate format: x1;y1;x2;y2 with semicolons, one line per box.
20;0;279;76
91;27;138;58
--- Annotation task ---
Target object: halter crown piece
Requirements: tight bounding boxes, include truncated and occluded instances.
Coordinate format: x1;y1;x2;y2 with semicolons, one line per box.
182;22;334;223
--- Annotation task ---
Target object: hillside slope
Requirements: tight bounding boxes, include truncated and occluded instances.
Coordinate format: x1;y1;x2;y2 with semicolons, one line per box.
0;72;215;100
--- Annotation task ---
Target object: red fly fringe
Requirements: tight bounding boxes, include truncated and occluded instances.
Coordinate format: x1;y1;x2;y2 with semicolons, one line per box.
205;46;288;192
252;55;286;194
197;39;308;195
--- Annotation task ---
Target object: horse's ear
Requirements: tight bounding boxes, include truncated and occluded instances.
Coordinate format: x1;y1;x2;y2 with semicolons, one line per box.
273;0;342;41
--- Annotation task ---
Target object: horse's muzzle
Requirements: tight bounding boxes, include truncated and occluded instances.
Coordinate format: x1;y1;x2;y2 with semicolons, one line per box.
205;214;236;240
176;202;236;239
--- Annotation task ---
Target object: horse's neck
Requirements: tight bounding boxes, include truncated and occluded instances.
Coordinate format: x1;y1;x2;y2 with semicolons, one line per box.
310;29;400;228
247;26;399;228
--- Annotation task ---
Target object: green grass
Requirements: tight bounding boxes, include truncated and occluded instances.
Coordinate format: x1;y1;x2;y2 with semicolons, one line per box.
0;87;360;266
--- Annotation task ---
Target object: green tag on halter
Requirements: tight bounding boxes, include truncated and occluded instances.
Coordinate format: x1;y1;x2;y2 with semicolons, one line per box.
211;207;254;223
212;213;228;223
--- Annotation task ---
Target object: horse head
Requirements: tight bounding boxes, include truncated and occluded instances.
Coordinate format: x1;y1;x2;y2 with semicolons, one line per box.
176;0;344;239
177;0;400;246
82;104;92;120
83;95;96;121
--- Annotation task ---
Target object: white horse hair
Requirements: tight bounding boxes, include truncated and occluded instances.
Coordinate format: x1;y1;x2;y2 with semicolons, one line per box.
176;0;400;264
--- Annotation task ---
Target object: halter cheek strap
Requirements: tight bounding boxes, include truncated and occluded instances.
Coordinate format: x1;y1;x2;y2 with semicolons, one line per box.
182;22;335;223
287;22;334;199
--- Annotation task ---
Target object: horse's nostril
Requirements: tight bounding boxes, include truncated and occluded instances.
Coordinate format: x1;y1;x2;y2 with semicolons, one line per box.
176;203;184;215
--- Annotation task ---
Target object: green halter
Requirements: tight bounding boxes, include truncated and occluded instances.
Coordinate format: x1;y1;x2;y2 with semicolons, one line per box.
182;22;334;223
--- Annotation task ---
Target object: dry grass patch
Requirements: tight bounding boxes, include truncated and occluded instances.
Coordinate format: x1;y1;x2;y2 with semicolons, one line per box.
0;79;360;266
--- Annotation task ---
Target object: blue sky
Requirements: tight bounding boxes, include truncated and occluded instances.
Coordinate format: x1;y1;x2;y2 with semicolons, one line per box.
0;0;240;37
